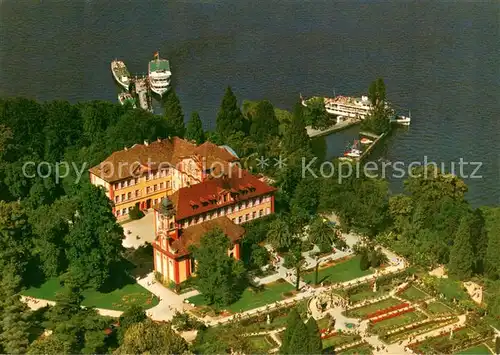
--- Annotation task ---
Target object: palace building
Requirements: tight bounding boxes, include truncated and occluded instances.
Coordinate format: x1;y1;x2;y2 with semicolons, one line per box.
152;167;276;284
89;137;277;285
89;137;239;220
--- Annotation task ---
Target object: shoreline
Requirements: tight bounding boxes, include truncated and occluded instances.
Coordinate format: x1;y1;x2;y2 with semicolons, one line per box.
306;118;360;138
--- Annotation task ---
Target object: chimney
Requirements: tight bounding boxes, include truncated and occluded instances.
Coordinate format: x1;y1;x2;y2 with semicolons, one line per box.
144;140;149;146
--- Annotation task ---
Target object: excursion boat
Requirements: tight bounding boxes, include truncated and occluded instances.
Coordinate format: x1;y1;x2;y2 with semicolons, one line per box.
344;151;361;158
148;51;171;96
360;138;373;144
323;95;372;119
395;111;411;126
111;60;131;90
118;92;136;108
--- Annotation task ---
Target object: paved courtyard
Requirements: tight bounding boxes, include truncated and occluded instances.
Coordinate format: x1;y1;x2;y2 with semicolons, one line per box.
122;211;156;249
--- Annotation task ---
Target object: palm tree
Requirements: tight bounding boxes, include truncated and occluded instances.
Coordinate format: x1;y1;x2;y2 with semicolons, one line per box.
266;217;293;250
309;217;334;250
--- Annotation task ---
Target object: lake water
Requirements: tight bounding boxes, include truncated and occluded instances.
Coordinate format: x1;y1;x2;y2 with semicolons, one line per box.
1;1;498;206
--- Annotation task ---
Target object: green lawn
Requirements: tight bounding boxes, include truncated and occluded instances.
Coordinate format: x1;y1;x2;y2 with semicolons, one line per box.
347;284;392;303
338;344;373;354
382;318;457;344
23;278;158;311
426;301;455;315
303;256;373;285
322;334;361;350
369;311;426;333
400;285;429;302
456;344;491;355
187;279;295;313
247;335;277;353
345;298;401;318
437;278;469;301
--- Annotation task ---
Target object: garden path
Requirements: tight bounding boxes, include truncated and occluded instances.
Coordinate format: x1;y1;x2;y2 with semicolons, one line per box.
22;296;123;318
136;272;200;321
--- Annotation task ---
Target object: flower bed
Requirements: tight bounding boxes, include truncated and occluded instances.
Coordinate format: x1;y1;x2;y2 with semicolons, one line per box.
381;317;457;344
321;330;338;339
365;302;409;319
370;307;415;324
408;326;470;354
345;298;400;318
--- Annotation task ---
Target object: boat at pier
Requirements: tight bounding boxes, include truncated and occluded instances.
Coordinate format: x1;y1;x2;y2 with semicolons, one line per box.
133;76;153;112
395;111;411;125
118;92;136;108
344;150;361;158
324;95;372;119
111;60;131;90
360;138;373;144
148;51;171;96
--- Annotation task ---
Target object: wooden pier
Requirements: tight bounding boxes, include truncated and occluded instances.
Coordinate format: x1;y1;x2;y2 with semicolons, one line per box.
133;76;152;112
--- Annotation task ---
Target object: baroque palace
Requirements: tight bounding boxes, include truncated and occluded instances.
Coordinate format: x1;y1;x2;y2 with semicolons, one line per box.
89;137;276;285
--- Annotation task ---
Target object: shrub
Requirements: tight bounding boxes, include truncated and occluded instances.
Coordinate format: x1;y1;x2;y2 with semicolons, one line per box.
172;311;206;331
360;253;371;271
129;204;145;220
251;245;270;268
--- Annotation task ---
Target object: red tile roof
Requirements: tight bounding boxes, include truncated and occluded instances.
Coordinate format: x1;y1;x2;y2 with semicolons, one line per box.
170;216;245;257
169;167;276;220
89;138;238;183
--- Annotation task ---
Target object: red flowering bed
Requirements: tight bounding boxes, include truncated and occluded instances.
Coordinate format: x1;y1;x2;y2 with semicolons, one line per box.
320;330;338;339
370;307;415;324
396;283;411;295
365;303;409;319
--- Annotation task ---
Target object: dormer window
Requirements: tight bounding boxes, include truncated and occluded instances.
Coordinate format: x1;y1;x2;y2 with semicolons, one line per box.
223;194;228;202
200;197;209;206
189;200;199;210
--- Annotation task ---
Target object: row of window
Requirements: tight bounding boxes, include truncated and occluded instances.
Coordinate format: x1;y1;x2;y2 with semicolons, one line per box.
116;206;134;217
113;169;171;190
232;209;269;224
181;196;271;228
114;182;173;203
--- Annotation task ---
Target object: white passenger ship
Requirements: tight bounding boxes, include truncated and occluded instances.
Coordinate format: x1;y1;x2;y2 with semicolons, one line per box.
148;51;171;96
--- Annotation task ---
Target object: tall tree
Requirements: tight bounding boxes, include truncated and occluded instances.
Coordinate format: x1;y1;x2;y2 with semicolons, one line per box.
28;197;76;278
43;100;82;162
283;102;310;155
163;89;185;138
118;305;147;343
216;86;246;139
483;207;500;279
191;229;247;307
46;280;109;354
448;216;474;280
266;216;293;250
0;268;31;354
288;315;309;354
368;77;386;108
105;109;169;153
308;216;334;252
185;111;205;144
280;308;302;354
305;317;322;354
115;319;188;354
64;184;124;289
0;201;32;277
249;100;279;143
